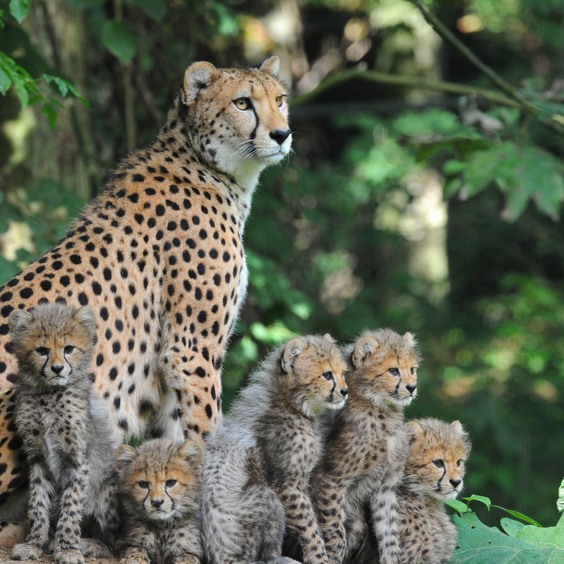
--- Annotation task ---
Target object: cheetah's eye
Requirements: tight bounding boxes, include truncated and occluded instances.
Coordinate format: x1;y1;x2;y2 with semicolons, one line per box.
275;95;285;107
137;480;149;489
456;459;464;467
410;367;416;375
432;459;445;468
35;347;49;356
165;479;177;488
322;371;333;381
389;367;400;376
64;345;75;355
234;97;252;111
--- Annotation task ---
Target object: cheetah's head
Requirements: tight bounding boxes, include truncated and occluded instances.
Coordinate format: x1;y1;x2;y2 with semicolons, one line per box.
278;334;348;417
115;439;203;523
404;418;471;500
347;329;420;408
180;57;292;190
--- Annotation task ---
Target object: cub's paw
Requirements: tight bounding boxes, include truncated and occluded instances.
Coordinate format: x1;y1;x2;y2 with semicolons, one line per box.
120;548;150;564
12;541;44;560
80;537;111;557
54;548;85;564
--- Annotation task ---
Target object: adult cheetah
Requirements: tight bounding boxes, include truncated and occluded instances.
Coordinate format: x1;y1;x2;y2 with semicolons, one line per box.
0;56;292;505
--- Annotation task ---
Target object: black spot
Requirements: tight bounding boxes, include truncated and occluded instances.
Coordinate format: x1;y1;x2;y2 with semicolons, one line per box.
40;280;52;292
132;174;145;182
19;288;33;299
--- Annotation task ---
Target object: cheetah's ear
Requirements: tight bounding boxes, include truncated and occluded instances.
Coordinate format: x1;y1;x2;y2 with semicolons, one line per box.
351;335;378;368
182;61;220;106
258;56;280;78
403;332;416;346
281;337;307;374
73;306;96;338
406;420;425;443
8;309;33;333
451;420;464;434
115;444;137;471
178;440;204;466
323;333;335;344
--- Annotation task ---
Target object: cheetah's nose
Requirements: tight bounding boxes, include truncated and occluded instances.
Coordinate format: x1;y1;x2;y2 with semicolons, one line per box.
450;478;462;489
340;388;349;398
269;129;291;145
51;364;64;375
406;383;417;394
151;499;164;509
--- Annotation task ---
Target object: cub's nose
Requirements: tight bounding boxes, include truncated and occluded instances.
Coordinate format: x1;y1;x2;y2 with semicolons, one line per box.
406;383;417;394
340;388;349;398
269;129;291;146
151;499;164;509
51;364;64;375
450;478;462;489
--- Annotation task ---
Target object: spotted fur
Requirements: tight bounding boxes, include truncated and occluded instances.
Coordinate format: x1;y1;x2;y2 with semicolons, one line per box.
312;329;420;564
202;335;348;564
116;439;204;564
0;57;291;506
9;304;120;563
353;418;471;564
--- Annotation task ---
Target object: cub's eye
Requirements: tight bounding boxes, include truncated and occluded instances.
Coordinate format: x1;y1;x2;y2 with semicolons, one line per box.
322;371;333;381
456;459;464;467
165;479;177;488
234;97;252;110
64;345;75;355
389;367;400;376
432;459;445;468
137;480;149;489
410;367;416;375
35;347;49;356
276;95;285;107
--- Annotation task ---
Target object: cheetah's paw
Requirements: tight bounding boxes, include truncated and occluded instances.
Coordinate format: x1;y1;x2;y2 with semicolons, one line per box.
80;537;111;557
54;548;85;564
12;541;44;560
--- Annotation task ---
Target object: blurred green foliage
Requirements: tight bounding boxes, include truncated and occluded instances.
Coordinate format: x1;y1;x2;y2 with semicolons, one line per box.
1;0;563;530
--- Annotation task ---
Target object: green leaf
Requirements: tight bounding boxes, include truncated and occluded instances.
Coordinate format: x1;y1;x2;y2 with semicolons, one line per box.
9;0;29;23
101;20;136;63
127;0;166;22
516;514;564;549
452;512;564;563
500;517;526;537
41;103;59;128
464;494;492;510
446;498;469;516
558;477;564;513
492;505;543;527
0;65;11;95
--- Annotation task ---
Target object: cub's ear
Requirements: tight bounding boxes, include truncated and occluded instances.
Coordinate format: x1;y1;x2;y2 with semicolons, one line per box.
403;332;416;347
178;440;204;465
451;420;464;434
351;334;378;368
115;444;137;471
281;337;307;374
322;333;335;344
182;61;220;106
8;309;33;333
258;56;280;78
73;306;96;338
406;420;425;442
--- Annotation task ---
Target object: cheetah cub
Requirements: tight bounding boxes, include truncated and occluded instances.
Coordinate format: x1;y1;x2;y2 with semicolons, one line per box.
9;303;120;564
116;439;204;564
312;329;420;564
202;334;348;564
353;418;471;564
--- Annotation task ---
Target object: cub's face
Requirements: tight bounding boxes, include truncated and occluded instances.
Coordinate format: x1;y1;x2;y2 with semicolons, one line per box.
181;57;292;187
9;304;96;387
279;334;348;416
404;419;471;500
349;329;420;407
116;440;204;523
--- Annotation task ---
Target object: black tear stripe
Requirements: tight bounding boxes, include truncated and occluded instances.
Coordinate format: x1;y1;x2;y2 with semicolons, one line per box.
40;357;49;377
249;106;259;141
436;467;447;491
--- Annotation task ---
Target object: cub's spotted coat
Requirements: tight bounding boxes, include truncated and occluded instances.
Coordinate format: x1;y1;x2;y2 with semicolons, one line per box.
9;303;119;563
0;57;291;504
354;418;471;564
202;335;348;564
116;439;204;564
312;329;420;564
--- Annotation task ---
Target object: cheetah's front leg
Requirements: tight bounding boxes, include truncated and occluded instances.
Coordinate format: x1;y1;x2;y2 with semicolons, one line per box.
278;485;328;564
370;473;402;564
12;462;52;561
313;483;347;563
53;463;89;564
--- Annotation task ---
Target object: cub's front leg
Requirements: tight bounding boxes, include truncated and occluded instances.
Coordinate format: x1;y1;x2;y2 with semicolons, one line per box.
120;547;150;564
12;462;52;561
